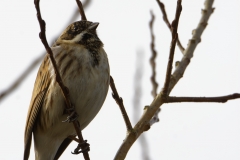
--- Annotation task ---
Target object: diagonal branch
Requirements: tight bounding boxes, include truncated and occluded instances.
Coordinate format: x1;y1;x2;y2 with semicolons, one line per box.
156;0;185;53
34;0;90;159
110;76;133;132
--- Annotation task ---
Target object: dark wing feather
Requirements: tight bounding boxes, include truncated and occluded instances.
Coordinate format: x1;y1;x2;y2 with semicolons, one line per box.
54;137;73;160
23;55;51;160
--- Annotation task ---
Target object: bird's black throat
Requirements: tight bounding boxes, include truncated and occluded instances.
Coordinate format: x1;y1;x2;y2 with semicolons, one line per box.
79;33;103;66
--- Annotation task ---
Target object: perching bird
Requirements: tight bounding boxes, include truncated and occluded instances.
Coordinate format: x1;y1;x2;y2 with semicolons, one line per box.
23;21;110;160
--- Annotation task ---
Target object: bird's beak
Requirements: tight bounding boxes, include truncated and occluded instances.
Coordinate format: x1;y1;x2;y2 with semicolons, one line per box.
88;22;99;31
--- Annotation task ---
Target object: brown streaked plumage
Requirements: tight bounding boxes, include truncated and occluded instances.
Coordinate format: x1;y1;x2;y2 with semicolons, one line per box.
24;21;110;160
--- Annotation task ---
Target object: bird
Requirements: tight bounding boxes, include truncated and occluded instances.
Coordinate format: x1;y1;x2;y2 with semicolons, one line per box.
23;20;110;160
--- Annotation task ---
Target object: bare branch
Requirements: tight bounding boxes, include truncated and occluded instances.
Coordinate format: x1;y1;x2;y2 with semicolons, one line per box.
156;0;185;53
149;11;158;98
34;0;90;159
166;93;240;103
110;76;133;132
149;11;160;126
162;0;182;96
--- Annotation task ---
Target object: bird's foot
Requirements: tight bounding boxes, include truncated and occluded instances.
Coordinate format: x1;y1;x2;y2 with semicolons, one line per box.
71;140;90;154
62;105;79;123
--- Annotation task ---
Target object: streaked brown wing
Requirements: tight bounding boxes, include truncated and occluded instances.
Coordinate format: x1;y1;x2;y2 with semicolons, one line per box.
23;55;51;160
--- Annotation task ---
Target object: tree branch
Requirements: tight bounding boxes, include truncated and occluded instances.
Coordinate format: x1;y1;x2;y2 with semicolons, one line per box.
166;93;240;103
110;76;133;132
34;0;90;159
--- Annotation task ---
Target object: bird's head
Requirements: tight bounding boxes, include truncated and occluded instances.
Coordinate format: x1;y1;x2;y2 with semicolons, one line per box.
56;21;102;48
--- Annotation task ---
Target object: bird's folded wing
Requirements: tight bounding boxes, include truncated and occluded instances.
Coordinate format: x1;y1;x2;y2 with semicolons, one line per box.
23;55;51;160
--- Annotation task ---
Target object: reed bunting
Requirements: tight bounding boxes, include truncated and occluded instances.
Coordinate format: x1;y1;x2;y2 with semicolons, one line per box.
23;21;110;160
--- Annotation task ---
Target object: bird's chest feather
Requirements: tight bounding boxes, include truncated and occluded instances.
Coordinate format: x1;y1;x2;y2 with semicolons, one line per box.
39;45;109;132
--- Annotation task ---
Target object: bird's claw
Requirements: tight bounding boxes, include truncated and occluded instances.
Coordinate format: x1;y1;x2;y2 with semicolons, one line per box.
62;106;78;123
71;140;90;155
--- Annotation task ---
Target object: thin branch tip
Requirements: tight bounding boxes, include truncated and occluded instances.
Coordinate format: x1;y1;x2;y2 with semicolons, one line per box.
75;0;87;20
156;0;185;52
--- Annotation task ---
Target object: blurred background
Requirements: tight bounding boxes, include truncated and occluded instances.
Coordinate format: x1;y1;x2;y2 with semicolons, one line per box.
0;0;240;159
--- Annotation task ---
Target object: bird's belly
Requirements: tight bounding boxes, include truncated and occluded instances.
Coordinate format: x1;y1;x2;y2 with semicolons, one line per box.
43;63;109;139
67;71;109;130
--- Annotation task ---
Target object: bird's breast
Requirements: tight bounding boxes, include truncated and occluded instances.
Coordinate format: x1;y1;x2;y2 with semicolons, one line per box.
42;44;109;132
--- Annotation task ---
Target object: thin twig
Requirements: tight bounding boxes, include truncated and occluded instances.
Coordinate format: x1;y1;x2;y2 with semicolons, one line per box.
166;93;240;103
149;11;158;98
110;76;133;132
162;0;182;96
0;0;91;102
34;0;89;159
156;0;185;53
149;11;160;126
76;0;87;20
